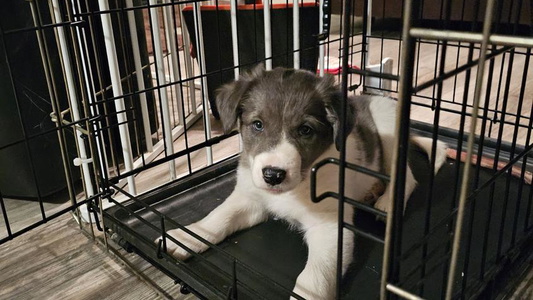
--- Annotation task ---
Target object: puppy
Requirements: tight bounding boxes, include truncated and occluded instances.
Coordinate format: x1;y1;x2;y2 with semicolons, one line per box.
158;67;447;299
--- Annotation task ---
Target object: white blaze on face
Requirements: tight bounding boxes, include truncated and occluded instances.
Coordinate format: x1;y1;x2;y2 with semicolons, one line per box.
249;137;302;193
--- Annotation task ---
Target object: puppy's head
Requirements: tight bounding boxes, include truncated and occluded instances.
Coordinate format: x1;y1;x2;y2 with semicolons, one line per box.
216;66;354;193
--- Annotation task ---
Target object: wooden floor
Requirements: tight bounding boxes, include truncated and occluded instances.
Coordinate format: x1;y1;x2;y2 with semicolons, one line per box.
510;264;533;299
0;213;194;300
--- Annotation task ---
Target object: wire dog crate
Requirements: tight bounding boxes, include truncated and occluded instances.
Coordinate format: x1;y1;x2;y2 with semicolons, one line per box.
1;0;532;299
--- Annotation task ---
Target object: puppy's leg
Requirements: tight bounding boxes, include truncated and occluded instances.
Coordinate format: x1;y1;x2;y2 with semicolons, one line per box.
292;223;354;300
374;166;417;214
157;190;267;260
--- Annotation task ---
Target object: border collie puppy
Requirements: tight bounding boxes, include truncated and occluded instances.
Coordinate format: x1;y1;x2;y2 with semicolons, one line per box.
158;66;447;299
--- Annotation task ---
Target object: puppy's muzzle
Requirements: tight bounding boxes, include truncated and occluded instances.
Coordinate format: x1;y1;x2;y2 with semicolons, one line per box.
262;167;286;186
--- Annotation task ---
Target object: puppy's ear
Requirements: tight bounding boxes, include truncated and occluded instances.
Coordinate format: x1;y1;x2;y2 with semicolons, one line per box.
216;65;265;133
318;74;355;151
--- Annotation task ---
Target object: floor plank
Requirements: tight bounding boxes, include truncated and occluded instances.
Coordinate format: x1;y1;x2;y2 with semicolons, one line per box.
0;214;193;300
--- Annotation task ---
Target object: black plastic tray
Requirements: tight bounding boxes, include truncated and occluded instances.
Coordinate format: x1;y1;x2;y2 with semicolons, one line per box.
103;147;532;299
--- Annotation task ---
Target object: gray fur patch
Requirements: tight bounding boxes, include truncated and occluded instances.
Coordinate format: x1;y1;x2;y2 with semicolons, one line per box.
216;67;383;177
349;95;381;163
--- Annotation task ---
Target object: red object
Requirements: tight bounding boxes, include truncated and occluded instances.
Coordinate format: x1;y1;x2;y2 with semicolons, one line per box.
182;2;318;11
317;56;360;75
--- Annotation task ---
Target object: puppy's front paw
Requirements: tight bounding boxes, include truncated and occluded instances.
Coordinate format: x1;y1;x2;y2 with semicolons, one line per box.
374;192;407;221
373;195;391;214
155;223;211;260
291;286;325;300
292;271;333;300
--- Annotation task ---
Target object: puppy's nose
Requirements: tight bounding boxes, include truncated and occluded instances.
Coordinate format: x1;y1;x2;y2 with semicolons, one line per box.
262;167;286;186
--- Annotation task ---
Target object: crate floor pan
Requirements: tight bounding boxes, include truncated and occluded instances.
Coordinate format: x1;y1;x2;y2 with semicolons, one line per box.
103;147;533;299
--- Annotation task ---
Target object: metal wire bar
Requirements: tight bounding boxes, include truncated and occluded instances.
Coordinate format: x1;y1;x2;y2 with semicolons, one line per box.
85;39;329;108
168;0;194;175
402;240;452;287
83;0;123;180
125;0;154;153
178;6;197;114
0;16;47;221
509;48;529;247
230;0;240;79
522;80;533;233
410;93;532;131
0;194;99;244
0;190;12;238
409;28;533;48
191;2;213;166
450;2;505;292
347;3;356;90
406;228;533;298
163;0;185;127
28;0;79;216
418;0;454;293
1;18;74;36
399;142;533;268
488;52;507;139
103;205;232;299
413;46;511;94
263;0;272;70
445;1;497;297
367;34;533;55
491;0;528;260
380;0;418;298
336;0;353;294
349;68;399;81
527;183;533;231
495;50;517;260
111;132;239;181
343;223;384;244
96;0;137;194
114;2;148;173
292;0;300;69
65;0;103;225
310;160;389;218
452;2;485;293
386;283;424;300
317;0;325;76
407;252;452;293
148;0;177;180
421;0;455;294
364;0;373;85
112;1;143;163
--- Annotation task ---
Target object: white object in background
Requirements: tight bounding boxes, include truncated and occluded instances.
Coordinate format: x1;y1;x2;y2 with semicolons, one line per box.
179;9;198;115
263;0;272;70
149;0;177;179
125;0;153;153
364;0;373;70
229;0;244;153
365;57;393;96
318;0;325;76
293;0;300;69
96;0;137;196
192;2;214;165
163;0;185;126
230;0;240;80
71;0;112;191
52;0;99;222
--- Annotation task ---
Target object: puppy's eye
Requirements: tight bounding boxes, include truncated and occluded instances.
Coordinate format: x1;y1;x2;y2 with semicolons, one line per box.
298;125;314;137
252;120;264;132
